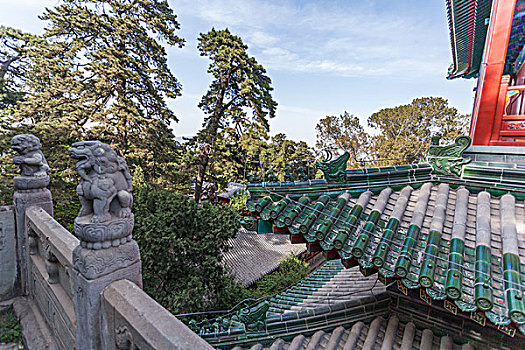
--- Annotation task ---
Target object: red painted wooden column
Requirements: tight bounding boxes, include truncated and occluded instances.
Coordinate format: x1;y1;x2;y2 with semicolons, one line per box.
490;75;511;142
469;0;516;145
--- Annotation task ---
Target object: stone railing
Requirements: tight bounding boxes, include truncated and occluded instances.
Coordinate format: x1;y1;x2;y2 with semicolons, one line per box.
100;280;213;349
26;206;78;349
0;206;16;302
0;134;212;350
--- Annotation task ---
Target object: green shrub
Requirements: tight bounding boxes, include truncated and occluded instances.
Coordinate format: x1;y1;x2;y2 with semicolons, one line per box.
133;186;240;315
0;311;21;344
53;199;81;232
229;189;248;212
251;254;309;298
132;186;310;323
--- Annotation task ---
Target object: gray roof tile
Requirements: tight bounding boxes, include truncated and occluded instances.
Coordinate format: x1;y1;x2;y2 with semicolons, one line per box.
223;228;306;286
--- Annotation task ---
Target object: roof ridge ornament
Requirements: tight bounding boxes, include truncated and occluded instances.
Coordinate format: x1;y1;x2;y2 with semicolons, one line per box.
427;135;472;176
316;151;350;182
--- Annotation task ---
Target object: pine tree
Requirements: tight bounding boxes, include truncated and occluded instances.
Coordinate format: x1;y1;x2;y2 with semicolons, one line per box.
367;97;469;165
13;0;185;185
0;26;37;110
194;28;277;202
0;26;39;202
315;112;369;168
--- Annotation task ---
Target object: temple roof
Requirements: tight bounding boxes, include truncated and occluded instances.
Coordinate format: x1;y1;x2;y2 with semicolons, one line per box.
223;228;306;286
199;260;519;349
243;146;525;338
446;0;525;79
230;314;475;350
197;261;387;348
268;261;384;313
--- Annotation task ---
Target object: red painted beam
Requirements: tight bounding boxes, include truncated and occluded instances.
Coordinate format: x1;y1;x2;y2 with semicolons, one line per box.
470;0;517;145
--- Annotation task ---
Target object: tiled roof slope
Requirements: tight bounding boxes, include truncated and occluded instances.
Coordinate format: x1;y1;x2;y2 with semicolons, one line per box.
224;228;306;286
199;262;387;348
201;250;520;349
206;293;391;349
268;261;385;314
244;160;525;336
230;314;475;350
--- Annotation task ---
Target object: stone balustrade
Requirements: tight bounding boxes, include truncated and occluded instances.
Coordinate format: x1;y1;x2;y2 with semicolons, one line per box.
0;206;16;302
25;206;78;349
100;280;213;350
0;134;211;350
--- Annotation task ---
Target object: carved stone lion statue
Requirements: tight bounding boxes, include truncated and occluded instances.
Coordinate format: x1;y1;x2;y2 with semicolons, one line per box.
11;134;49;177
68;141;132;224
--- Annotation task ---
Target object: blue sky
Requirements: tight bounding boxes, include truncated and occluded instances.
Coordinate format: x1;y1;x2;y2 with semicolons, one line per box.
0;0;476;146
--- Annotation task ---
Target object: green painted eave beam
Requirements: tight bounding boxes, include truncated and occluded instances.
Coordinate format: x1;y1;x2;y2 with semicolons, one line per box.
447;0;493;79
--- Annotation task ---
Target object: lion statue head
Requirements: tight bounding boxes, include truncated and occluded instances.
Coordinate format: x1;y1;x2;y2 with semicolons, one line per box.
11;134;42;154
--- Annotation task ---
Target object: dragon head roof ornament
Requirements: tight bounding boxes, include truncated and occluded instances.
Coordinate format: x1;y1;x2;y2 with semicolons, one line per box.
427;135;472;176
315;151;350;183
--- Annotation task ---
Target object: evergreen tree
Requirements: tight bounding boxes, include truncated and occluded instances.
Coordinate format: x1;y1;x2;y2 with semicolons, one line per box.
210;125;270;186
367;97;469;165
0;26;39;202
0;26;37;110
194;28;277;202
263;133;315;180
10;0;185;188
133;186;240;314
315;112;369;168
207;127;315;186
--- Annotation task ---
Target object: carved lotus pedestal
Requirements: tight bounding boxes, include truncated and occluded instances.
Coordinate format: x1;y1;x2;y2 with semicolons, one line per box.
74;215;134;250
72;216;142;350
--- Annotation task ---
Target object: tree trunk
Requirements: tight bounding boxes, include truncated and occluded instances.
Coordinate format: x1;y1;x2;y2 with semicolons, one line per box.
194;68;232;203
194;145;210;203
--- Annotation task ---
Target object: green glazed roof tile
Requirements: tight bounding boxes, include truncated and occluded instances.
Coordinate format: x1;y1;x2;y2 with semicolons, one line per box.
244;162;525;336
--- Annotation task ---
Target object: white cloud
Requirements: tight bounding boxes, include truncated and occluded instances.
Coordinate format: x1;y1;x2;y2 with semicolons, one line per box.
247;31;280;47
173;0;449;79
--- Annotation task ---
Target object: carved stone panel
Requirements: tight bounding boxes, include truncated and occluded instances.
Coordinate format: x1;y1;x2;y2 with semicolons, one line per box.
30;255;76;350
73;241;140;280
0;206;16;301
74;262;142;350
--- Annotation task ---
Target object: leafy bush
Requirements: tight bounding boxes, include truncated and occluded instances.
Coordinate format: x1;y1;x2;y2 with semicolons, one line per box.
0;311;21;344
53;199;81;232
133;186;240;314
229;189;248;212
251;254;309;298
132;186;309;322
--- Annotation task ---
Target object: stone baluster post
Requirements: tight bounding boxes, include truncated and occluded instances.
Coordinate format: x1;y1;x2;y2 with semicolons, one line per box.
11;134;53;295
69;141;142;350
